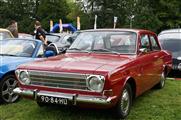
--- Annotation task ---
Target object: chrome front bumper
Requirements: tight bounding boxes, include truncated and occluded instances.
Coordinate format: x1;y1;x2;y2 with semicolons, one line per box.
13;88;117;106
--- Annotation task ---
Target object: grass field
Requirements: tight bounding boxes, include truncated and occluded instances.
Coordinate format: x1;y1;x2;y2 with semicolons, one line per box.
0;79;181;120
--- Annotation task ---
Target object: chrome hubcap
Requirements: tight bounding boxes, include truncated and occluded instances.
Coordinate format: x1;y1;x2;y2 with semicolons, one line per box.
120;89;130;114
2;78;19;103
160;72;165;87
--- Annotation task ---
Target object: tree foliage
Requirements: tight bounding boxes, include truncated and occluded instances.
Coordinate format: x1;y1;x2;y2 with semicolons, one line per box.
36;0;70;31
0;0;180;33
84;0;181;32
0;0;70;33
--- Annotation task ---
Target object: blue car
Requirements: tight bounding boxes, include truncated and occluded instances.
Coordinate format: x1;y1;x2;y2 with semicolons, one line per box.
0;38;56;103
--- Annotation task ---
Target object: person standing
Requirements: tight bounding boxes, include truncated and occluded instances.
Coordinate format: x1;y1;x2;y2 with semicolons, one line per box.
34;20;47;45
7;20;18;38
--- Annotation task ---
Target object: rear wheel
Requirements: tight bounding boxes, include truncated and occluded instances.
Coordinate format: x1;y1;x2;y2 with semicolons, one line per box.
0;75;20;103
113;83;132;119
155;71;166;89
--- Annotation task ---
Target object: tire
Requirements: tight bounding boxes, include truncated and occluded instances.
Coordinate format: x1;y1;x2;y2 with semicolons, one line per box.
113;83;132;119
155;71;166;89
0;74;20;103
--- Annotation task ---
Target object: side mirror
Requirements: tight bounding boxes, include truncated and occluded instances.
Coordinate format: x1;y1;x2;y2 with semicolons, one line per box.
139;48;148;54
44;50;55;57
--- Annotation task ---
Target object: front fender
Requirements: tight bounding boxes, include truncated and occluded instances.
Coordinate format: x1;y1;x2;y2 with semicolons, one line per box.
0;64;16;79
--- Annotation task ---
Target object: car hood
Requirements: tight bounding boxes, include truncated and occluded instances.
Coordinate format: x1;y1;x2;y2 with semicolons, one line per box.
0;56;34;73
20;53;135;74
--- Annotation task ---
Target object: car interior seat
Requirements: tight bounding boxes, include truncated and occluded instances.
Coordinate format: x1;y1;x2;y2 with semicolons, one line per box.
45;44;58;55
23;44;34;56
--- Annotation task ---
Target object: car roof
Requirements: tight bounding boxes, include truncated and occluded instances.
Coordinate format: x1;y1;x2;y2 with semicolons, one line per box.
46;33;70;37
79;28;155;34
158;29;181;40
4;38;43;43
159;29;181;34
18;33;33;36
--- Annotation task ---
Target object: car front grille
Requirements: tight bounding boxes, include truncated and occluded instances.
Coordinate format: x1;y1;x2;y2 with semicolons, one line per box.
29;71;88;90
172;59;181;70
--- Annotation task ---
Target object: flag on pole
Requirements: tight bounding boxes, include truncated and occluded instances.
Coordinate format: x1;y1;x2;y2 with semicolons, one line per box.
113;16;118;29
77;16;80;30
94;15;97;29
50;20;53;32
59;19;63;33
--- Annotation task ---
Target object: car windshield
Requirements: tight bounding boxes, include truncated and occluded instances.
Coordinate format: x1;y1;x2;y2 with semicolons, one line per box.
0;39;37;57
60;35;72;44
46;35;60;43
68;31;137;54
160;39;181;58
0;32;12;40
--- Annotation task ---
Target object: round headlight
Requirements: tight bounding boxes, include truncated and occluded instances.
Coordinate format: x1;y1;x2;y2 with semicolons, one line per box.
19;71;30;85
87;75;105;92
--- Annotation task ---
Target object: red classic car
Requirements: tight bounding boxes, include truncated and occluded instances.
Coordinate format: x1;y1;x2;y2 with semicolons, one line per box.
14;29;172;119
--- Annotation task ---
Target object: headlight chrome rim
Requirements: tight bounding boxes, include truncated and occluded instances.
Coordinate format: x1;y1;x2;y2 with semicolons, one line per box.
86;75;105;92
15;69;30;85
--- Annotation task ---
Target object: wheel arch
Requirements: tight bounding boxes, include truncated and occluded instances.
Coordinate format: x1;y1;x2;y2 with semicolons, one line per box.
0;71;15;81
125;77;136;99
163;65;168;76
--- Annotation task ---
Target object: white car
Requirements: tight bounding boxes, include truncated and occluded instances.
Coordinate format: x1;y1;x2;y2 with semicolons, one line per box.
158;29;181;76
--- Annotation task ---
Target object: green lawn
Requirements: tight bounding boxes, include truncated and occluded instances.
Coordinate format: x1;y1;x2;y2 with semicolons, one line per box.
0;80;181;120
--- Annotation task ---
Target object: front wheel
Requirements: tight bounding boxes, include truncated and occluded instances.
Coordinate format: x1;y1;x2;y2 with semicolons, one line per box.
0;75;20;103
113;83;132;119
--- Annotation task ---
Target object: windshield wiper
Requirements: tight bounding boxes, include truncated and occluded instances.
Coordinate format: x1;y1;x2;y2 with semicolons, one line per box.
0;54;18;57
91;49;120;54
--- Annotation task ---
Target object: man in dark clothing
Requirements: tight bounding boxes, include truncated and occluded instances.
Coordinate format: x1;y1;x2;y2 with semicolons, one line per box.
34;21;47;45
7;20;18;38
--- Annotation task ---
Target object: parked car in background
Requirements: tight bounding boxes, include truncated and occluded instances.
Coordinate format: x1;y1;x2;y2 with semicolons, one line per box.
46;33;74;53
14;29;172;119
0;28;13;40
158;29;181;76
18;33;33;39
0;38;57;103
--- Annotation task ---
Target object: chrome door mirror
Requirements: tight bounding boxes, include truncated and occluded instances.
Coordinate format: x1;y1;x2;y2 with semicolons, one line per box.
139;48;148;54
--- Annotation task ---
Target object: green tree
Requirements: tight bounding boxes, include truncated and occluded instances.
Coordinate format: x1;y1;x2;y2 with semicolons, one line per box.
132;0;162;32
0;0;71;33
0;0;180;33
157;0;181;32
86;0;128;28
67;1;92;29
81;0;181;32
36;0;70;32
0;0;38;33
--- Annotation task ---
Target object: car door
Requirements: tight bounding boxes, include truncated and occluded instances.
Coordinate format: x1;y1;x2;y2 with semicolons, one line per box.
138;33;157;92
149;34;163;84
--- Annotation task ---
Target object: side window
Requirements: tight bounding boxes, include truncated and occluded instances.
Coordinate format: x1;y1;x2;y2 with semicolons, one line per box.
150;35;160;51
140;34;151;51
36;44;44;58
